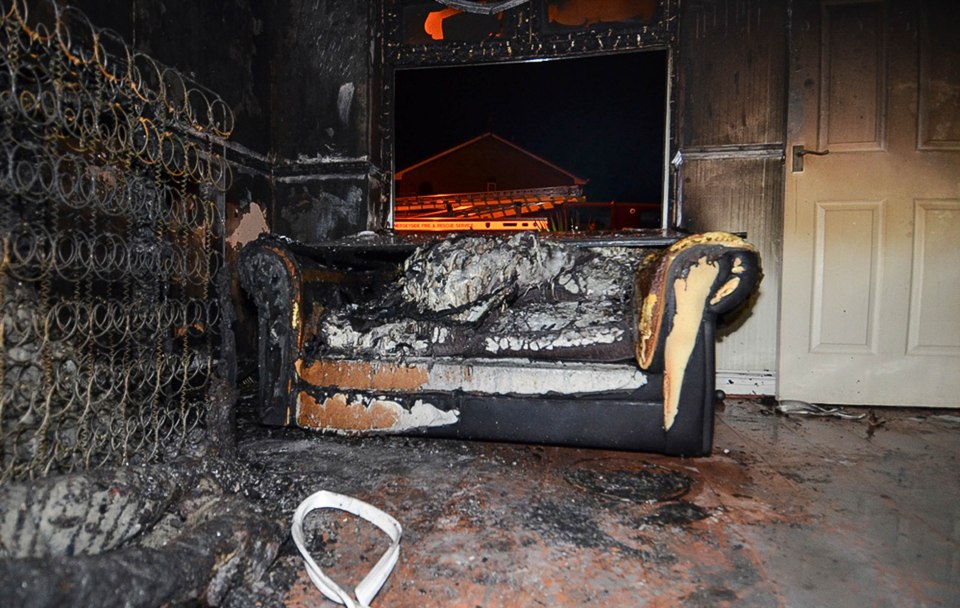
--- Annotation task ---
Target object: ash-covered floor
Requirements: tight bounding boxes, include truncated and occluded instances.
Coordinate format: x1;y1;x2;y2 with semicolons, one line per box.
3;399;957;607
226;398;959;607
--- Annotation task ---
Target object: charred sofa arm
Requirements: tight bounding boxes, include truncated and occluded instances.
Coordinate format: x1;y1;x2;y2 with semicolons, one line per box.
238;235;407;426
634;232;761;437
238;236;305;426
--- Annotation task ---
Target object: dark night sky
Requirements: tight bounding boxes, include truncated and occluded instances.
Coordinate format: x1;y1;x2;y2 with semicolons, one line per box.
394;50;667;202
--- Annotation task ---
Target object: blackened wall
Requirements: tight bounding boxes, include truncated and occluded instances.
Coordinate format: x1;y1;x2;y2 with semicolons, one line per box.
71;0;270;153
69;0;275;373
676;0;787;375
67;0;785;376
267;0;379;242
73;0;378;243
69;0;379;373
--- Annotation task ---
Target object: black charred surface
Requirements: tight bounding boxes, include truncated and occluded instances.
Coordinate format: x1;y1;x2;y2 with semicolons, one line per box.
300;233;647;362
71;0;270;152
240;232;761;456
564;466;693;503
525;499;645;555
0;467;182;559
207;374;240;460
0;498;279;608
272;179;370;243
268;0;372;161
266;0;378;240
15;402;946;606
71;0;378;243
237;233;410;426
0;458;283;608
227;170;276;376
237;237;303;426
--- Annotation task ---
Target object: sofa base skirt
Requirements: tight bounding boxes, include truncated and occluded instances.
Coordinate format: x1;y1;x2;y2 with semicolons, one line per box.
291;378;718;457
416;393;716;457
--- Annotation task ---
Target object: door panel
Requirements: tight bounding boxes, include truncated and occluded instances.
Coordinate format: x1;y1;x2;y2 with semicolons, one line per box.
820;1;885;151
918;3;960;149
779;0;960;407
811;201;882;352
908;200;960;354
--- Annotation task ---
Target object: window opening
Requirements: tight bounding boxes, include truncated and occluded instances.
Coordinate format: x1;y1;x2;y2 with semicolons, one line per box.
393;50;668;233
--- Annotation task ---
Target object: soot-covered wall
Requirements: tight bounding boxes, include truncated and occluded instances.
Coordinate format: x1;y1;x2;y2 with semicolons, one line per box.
69;0;269;153
68;0;378;376
73;0;378;243
267;0;380;242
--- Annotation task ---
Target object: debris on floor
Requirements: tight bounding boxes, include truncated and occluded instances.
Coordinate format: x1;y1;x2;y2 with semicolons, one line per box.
1;399;957;607
0;460;283;607
772;399;867;420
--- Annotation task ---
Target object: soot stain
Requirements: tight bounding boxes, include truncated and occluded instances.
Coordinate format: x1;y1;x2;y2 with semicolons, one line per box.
564;466;693;503
526;499;611;550
639;500;710;526
524;498;685;566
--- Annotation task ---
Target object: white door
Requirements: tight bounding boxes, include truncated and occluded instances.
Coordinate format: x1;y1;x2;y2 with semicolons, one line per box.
779;0;960;407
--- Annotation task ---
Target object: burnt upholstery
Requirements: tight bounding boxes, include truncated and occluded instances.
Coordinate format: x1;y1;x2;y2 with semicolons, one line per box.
240;231;760;456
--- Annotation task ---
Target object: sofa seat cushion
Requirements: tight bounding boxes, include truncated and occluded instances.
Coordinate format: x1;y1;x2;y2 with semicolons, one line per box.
306;233;653;363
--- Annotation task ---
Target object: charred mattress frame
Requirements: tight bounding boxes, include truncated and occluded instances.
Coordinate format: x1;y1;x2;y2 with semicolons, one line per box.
240;231;760;456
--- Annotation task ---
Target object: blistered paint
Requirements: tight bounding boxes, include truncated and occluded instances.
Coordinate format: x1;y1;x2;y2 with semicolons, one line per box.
226;202;269;251
636;234;758;371
297;392;458;432
663;257;720;430
298;392;399;430
637;293;659;364
297;359;429;391
709;277;741;306
337;82;355;124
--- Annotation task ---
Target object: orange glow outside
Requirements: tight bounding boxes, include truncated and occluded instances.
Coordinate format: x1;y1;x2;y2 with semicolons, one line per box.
424;7;460;41
395;219;548;232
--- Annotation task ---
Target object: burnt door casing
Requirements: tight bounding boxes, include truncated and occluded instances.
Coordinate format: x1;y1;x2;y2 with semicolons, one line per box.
779;0;960;406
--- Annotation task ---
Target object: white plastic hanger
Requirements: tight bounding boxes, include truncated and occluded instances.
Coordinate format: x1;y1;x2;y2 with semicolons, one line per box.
291;490;402;608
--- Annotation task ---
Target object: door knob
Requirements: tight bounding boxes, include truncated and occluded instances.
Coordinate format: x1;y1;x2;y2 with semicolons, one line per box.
792;145;830;172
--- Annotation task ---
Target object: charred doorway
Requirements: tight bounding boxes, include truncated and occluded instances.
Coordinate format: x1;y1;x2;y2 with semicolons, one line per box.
393;50;668;232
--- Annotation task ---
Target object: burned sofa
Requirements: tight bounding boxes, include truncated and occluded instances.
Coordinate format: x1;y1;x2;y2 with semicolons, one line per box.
239;231;760;456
